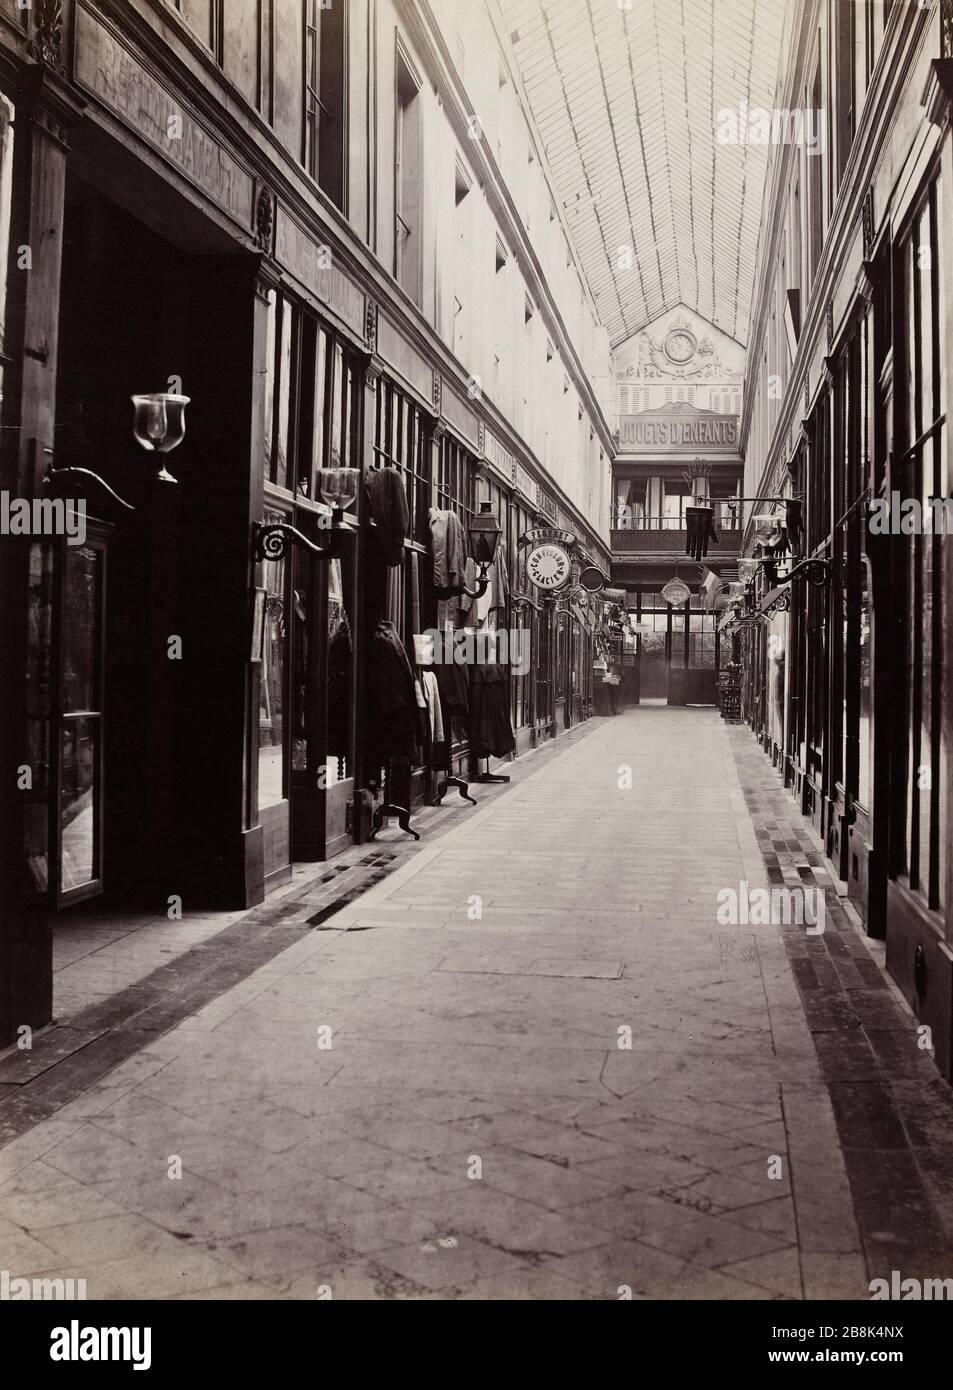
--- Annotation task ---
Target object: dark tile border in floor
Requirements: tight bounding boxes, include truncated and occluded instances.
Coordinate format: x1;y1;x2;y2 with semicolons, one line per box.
0;719;603;1149
728;726;953;1286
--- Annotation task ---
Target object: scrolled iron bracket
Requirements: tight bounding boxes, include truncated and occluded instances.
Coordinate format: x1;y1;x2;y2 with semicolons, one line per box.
777;557;830;588
254;521;341;562
460;564;491;601
45;465;135;512
511;590;545;614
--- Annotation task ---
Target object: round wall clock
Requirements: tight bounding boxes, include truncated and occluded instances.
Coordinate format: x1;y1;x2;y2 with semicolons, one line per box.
664;329;697;365
527;543;571;591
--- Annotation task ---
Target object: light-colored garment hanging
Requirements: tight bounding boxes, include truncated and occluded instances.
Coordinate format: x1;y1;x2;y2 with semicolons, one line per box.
421;670;444;743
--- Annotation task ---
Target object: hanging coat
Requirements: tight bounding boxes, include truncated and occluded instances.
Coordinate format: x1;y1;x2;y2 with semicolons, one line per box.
366;467;410;566
468;661;516;758
429;507;468;596
366;620;425;769
327;618;353;762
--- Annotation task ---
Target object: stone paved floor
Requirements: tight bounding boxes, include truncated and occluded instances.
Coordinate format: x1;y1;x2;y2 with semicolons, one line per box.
1;708;952;1300
729;731;953;1290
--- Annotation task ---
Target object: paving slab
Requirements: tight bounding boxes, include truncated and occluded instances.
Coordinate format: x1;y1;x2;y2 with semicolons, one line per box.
3;710;952;1298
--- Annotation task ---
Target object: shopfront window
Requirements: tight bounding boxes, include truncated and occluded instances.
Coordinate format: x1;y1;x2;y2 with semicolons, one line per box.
325;549;355;786
270;294;295;491
294;321;361;499
56;537;106;902
555;615;567;699
261;298;364;818
893;184;946;907
511;501;534;730
806;396;829;780
24;545;53;892
833;323;869;809
857;558;871;809
290;533;356;794
372;375;431;647
0;92;13;409
258;505;288;810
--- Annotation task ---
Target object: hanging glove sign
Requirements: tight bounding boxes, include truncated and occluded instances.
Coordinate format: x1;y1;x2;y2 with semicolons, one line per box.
527;542;571;591
661;577;691;607
685;503;718;560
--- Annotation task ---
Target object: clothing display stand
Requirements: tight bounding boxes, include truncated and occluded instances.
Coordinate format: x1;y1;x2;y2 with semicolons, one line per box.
415;631;476;809
474;759;510;785
430;729;476;806
366;616;422;842
435;770;477;804
467;649;514;784
369;767;420;841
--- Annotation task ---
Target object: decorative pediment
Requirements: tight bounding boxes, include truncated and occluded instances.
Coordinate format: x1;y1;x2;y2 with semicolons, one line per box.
615;307;744;383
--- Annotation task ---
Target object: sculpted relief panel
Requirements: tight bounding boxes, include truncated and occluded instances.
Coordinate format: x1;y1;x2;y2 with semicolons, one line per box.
615;307;744;386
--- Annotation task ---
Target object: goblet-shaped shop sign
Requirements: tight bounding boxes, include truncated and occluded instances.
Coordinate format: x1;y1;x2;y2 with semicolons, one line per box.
131;393;191;483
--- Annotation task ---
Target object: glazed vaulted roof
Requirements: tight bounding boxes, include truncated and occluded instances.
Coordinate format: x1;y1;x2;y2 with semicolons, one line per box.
500;0;787;348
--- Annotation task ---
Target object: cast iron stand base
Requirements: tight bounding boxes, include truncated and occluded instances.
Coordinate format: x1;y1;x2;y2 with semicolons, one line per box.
434;775;476;806
369;803;420;841
474;757;510;784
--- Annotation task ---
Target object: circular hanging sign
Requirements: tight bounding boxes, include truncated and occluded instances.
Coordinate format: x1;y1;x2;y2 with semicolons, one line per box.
661;578;691;607
578;565;606;593
527;543;571;591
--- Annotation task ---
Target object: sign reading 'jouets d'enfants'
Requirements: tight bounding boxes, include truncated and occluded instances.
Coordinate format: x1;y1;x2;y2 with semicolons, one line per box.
618;413;738;451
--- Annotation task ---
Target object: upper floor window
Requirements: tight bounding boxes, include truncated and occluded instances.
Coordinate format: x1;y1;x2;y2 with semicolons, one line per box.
304;0;346;210
395;45;422;304
807;54;824;284
834;0;856;188
435;434;476;528
174;0;223;62
264;293;361;497
374;376;430;545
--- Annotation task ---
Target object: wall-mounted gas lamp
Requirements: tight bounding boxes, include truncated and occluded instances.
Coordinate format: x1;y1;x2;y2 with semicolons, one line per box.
131;393;191;483
461;500;502;600
44;391;191;511
753;508;789;544
254;466;360;562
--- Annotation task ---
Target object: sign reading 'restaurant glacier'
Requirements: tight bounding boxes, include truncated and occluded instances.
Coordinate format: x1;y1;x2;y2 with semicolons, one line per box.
618;412;738;451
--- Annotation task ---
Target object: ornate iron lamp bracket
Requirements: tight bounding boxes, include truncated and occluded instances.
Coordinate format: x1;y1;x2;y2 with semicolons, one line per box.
777;557;830;588
511;591;545;614
254;521;342;562
45;463;135;512
460;563;491;600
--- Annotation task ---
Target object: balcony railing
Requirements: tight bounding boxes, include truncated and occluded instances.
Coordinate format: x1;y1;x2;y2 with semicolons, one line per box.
611;512;742;531
612;525;743;553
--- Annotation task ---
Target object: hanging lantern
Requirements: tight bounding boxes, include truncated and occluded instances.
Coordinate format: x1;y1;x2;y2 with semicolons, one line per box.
468;500;502;565
661;577;691;606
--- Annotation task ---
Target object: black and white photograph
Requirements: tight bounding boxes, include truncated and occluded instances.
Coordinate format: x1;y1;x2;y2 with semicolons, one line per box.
1;0;952;1357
